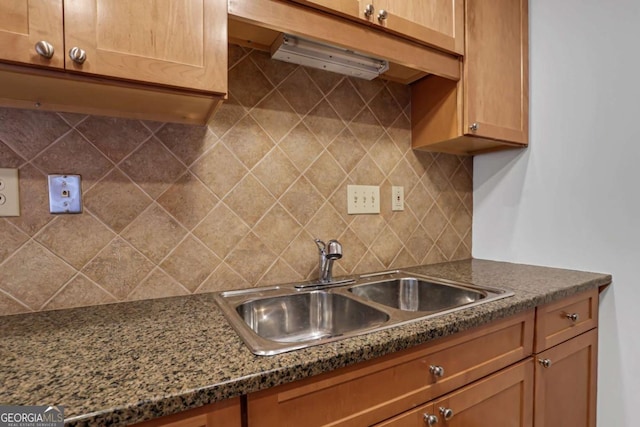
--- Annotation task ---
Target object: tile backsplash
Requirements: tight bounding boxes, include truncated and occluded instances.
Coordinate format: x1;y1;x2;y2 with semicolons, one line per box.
0;45;472;316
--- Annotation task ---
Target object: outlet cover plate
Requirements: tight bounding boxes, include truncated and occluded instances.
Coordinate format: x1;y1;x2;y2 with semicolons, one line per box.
347;185;380;214
392;186;404;211
0;168;20;217
48;174;82;214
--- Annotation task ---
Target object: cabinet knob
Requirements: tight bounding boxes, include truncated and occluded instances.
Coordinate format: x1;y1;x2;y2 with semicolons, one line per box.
566;313;579;322
429;365;445;378
378;9;388;21
69;47;87;64
35;41;55;59
538;358;552;368
364;4;374;17
439;407;454;421
469;122;479;131
423;414;439;425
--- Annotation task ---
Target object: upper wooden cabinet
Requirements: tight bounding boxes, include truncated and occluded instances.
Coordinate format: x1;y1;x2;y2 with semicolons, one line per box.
412;0;529;155
0;0;64;68
290;0;464;54
0;0;227;124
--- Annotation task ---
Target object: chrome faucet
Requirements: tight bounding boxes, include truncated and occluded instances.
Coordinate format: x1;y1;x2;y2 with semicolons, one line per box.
314;238;343;283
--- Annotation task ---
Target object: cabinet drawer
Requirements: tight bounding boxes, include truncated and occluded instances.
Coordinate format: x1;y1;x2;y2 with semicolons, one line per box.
247;310;534;427
534;289;598;352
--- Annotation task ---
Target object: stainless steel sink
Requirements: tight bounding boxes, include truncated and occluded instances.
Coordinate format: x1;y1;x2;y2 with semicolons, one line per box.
214;270;513;355
236;291;389;343
348;277;486;312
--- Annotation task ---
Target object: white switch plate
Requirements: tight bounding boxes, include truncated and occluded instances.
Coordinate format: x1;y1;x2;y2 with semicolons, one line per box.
347;185;380;214
392;186;404;211
0;168;20;217
48;174;83;214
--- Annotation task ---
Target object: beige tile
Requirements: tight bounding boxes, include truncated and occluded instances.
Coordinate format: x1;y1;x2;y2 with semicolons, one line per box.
259;259;304;287
305;203;348;242
462;192;473;215
225;233;277;284
422;161;450;196
436;154;464;180
352;250;385;275
251;90;300;142
326;128;366;174
370;226;404;267
304;67;343;94
228;56;274;108
405;225;434;263
252;147;299;198
0;241;75;310
436;224;463;259
279;177;324;226
8;164;53;236
327;80;365;122
328;180;354;223
193;203;250;259
249;50;297;86
122;204;187;263
278;123;323;173
278;68;323;115
406;183;435;220
155;123;218;166
436;189;461;219
127;269;189;301
369;87;402;127
84;169;153;233
463;229;472;253
337;228;367;273
0;291;31;315
281;230;317;280
461;155;473;175
207;94;246;139
253;204;302;254
197;263;249;293
160;236;220;292
0;140;26;168
387;210;420;243
157;172;217;230
349;77;385;103
228;44;249;68
35;214;115;269
82;237;154;300
422;204;448;241
304;151;347;198
120;137;186;199
349;154;385;186
387;114;411;151
140;120;164;133
191;142;247;198
58;112;88;126
452;242;470;261
388;157;420;195
0;221;29;263
223;115;275;169
32;130;112;188
386;81;411;109
450;203;472;239
43;275;116;310
0;108;70;159
424;246;447;265
75;116;151;163
224;175;276;226
450;162;473;193
406;148;434;178
348;108;384;148
392;248;419;269
369;133;403;173
303;100;345;145
349;214;386;246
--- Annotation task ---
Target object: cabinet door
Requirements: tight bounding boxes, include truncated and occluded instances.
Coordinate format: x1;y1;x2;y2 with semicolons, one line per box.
376;359;534;427
373;0;463;54
0;0;64;68
291;0;362;20
63;0;227;93
534;329;597;427
464;0;528;144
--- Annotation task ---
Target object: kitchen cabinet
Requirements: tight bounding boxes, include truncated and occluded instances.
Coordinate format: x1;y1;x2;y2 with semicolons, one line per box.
411;0;529;155
131;398;242;427
246;311;534;426
375;360;533;427
0;0;227;124
290;0;464;55
533;289;599;427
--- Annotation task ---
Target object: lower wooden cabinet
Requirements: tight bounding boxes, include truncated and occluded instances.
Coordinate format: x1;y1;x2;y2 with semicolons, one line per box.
376;359;533;427
534;326;598;427
131;398;241;427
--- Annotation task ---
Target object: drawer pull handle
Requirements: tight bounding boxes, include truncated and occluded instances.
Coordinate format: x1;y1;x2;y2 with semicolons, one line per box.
423;414;439;425
69;47;87;64
539;358;552;368
439;407;454;421
35;41;55;59
429;365;445;377
566;313;579;322
363;4;374;17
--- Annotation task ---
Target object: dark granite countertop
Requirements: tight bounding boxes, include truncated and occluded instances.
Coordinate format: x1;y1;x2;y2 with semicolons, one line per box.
0;259;611;426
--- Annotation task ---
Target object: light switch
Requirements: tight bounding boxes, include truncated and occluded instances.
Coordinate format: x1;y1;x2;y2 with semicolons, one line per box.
48;174;82;214
0;168;20;217
347;185;380;214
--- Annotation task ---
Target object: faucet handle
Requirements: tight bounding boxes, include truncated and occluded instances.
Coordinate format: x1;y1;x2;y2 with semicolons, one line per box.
314;238;326;253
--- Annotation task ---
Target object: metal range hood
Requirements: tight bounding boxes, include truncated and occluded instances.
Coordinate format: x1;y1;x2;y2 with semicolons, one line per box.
270;34;390;80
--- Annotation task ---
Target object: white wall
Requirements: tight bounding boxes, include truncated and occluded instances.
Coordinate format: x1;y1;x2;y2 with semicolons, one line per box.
473;0;640;425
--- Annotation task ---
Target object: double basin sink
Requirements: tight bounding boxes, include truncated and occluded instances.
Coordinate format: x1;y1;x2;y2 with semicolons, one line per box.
214;270;513;355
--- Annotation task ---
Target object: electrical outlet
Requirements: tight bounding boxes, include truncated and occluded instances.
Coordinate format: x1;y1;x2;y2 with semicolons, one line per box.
48;174;82;214
0;168;20;217
392;186;404;211
347;185;380;214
